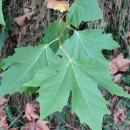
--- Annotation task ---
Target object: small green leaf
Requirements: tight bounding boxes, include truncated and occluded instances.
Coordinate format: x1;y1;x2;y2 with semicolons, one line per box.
0;0;5;25
67;0;103;27
40;20;69;52
27;87;40;95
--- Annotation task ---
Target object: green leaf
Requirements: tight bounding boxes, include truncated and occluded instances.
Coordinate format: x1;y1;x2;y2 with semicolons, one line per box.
24;29;129;130
0;44;59;97
40;20;69;52
67;0;103;27
27;86;40;95
0;32;7;51
0;0;5;25
0;60;5;67
57;29;119;60
24;56;130;130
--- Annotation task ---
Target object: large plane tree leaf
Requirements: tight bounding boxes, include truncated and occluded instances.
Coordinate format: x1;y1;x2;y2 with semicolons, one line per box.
24;29;130;130
0;0;5;25
40;20;69;52
24;56;130;130
57;29;119;61
0;44;60;97
67;0;103;27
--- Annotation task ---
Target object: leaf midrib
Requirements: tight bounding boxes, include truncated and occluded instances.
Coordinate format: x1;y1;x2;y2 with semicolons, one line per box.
45;64;69;114
71;62;96;127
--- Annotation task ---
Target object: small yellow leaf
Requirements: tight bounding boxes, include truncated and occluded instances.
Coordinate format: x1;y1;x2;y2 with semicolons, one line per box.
47;0;69;13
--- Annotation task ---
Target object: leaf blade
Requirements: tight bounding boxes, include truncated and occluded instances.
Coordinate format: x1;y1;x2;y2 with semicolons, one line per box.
67;0;103;27
57;29;119;60
24;58;113;130
0;44;59;97
0;0;5;25
40;20;69;52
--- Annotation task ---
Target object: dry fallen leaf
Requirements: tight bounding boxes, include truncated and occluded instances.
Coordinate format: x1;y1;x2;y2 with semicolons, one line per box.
22;121;49;130
0;97;7;106
14;12;34;31
9;128;18;130
0;107;8;129
113;74;122;83
113;109;127;125
47;0;69;13
25;102;39;121
110;53;130;82
109;96;118;111
124;86;130;94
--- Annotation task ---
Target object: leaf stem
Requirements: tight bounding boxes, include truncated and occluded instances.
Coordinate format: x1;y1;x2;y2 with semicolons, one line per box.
60;46;71;62
58;23;67;46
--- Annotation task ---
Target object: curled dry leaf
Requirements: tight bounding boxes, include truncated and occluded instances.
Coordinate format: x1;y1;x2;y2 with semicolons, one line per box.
110;53;130;82
25;102;40;121
0;107;8;129
113;109;127;125
109;96;118;111
47;0;69;13
22;121;49;130
31;101;40;112
113;74;122;83
124;86;130;94
13;12;34;31
0;97;7;106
